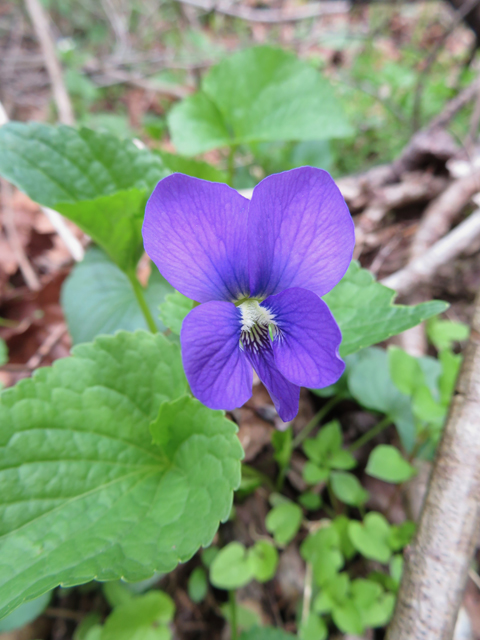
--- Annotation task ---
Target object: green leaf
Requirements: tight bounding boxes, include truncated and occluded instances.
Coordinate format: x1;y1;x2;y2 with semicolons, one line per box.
265;501;303;546
426;317;469;351
74;613;102;640
329;449;357;470
388;521;415;551
366;445;416;484
351;579;395;628
103;581;134;608
100;591;174;640
303;420;342;463
221;602;262;631
331;516;356;560
412;385;445;425
248;540;278;583
388;346;425;396
62;247;173;343
324;261;448;357
348;347;416;452
298;491;322;511
330;472;369;507
157;150;227;183
0;339;7;367
332;600;364;636
300;614;328;640
201;546;219;568
0;590;51;632
301;527;343;586
159;291;194;335
302;461;329;485
209;542;253;590
188;567;208;603
0;331;242;619
56;189;147;272
240;627;295;640
272;427;292;470
438;349;462;406
348;513;392;563
168;46;351;155
0;122;168;270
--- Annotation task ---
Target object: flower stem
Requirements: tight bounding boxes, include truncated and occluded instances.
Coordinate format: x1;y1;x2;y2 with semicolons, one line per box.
348;416;391;452
229;590;238;640
127;270;158;334
292;396;341;449
301;563;313;628
227;145;237;187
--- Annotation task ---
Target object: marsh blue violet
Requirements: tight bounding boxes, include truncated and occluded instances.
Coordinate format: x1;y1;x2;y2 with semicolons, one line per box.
143;167;355;421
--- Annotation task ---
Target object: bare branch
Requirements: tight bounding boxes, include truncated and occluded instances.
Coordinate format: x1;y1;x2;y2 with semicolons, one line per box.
173;0;350;23
386;291;480;640
1;178;40;291
409;169;480;260
381;210;480;295
24;0;74;125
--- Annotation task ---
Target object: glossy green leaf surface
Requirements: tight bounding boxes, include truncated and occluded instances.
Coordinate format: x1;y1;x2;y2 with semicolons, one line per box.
324;262;448;357
0;331;242;618
62;247;173;343
0;122;168;270
168;46;351;155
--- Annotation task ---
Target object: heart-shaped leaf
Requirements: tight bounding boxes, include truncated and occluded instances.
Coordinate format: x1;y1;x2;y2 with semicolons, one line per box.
366;445;416;484
0;331;242;619
330;472;369;507
209;542;253;590
62;247;173;344
348;513;392;563
168;46;351;155
265;501;303;546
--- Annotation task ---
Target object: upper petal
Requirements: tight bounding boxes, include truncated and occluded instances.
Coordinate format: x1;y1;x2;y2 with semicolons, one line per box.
263;287;345;388
181;300;253;411
248;167;354;298
143;174;250;302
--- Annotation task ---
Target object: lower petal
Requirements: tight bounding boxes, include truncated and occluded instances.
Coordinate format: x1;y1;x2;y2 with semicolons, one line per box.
181;301;253;411
263;287;345;388
245;347;300;422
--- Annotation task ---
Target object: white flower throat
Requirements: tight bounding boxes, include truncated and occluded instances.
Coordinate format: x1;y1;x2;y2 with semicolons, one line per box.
238;300;278;353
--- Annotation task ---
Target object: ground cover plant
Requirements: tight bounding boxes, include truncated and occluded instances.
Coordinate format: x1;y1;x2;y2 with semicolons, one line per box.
0;2;480;639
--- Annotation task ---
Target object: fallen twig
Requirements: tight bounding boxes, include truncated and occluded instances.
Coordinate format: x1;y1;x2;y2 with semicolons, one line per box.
96;68;192;99
409;169;480;260
173;0;350;23
24;0;74;125
1;178;40;291
357;172;447;233
386;290;480;640
381;209;480;296
26;324;67;369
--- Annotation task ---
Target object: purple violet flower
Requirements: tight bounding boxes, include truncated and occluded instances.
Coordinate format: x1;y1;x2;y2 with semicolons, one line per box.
143;167;355;422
